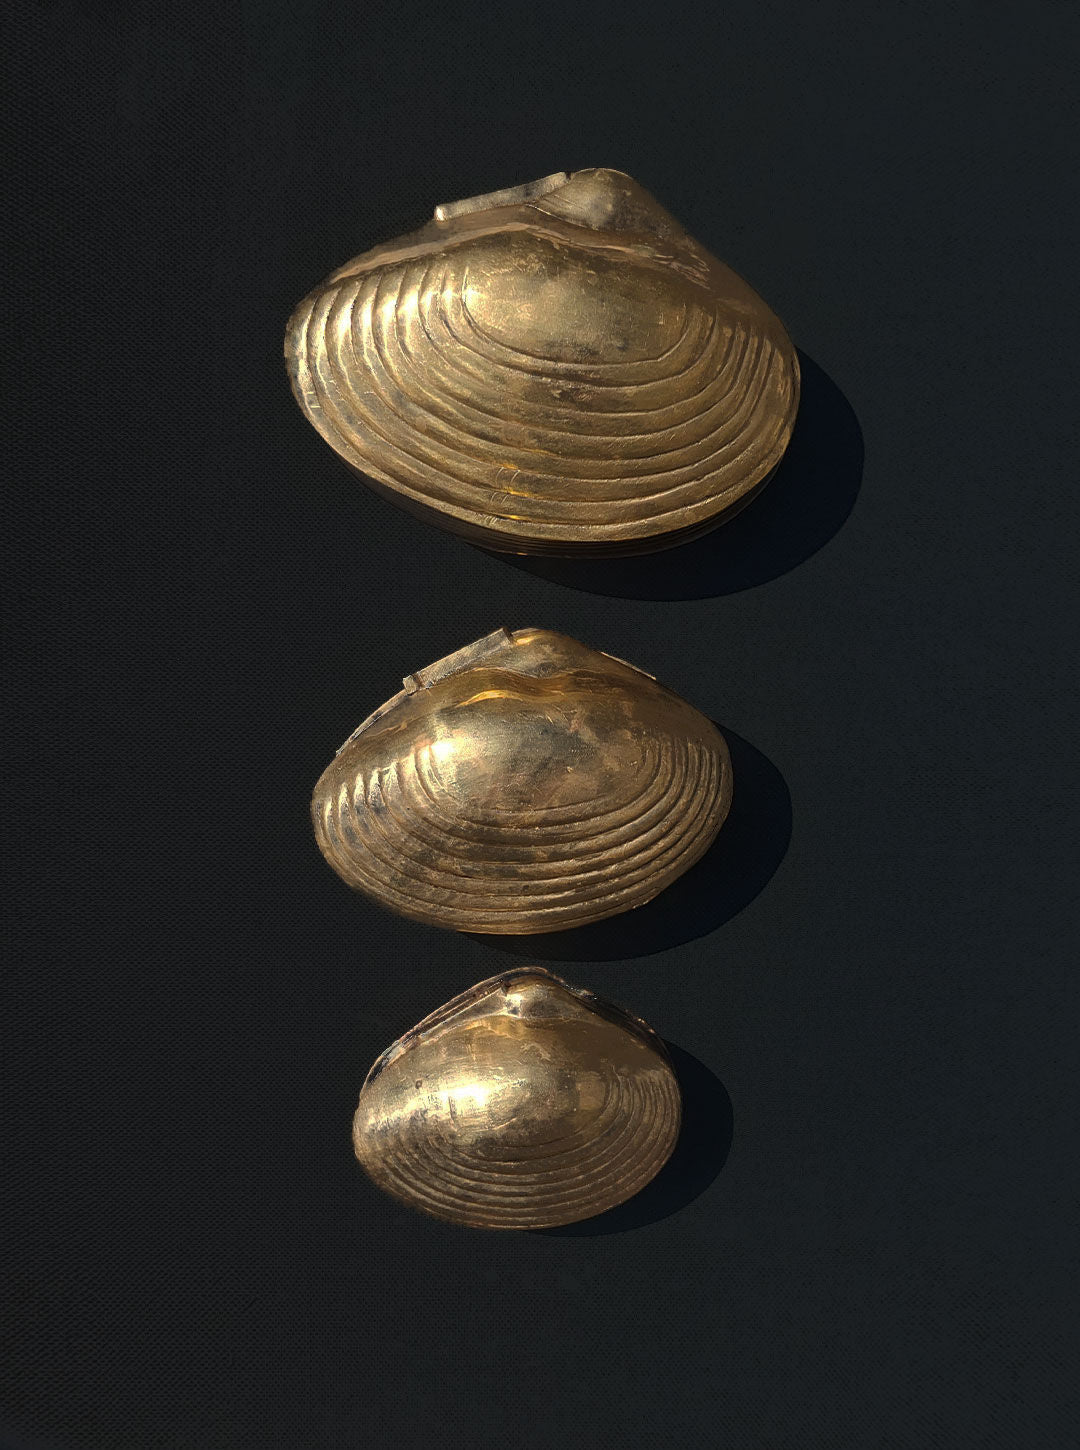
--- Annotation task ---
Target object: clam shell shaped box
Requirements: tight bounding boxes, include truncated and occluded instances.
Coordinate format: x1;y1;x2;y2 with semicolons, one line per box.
312;627;732;934
286;167;800;555
353;968;682;1229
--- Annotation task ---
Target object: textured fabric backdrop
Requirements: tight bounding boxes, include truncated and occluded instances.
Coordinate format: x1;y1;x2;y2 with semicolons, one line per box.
3;2;1076;1447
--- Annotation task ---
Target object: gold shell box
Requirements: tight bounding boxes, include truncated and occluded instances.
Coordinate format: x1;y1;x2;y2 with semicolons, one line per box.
286;168;799;556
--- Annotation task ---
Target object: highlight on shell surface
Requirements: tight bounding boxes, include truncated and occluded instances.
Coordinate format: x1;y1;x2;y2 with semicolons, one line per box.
285;167;800;555
352;968;682;1229
311;626;732;934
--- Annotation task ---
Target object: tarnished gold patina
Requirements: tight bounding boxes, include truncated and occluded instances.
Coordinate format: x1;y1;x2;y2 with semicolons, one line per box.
312;627;731;933
353;968;681;1229
286;167;799;555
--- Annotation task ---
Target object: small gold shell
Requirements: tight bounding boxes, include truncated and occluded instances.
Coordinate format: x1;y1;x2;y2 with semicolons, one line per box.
286;167;799;555
312;627;732;934
353;968;681;1229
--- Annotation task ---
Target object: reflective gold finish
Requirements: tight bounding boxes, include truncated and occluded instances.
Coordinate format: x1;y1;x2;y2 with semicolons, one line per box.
353;968;681;1229
312;627;731;933
286;167;799;555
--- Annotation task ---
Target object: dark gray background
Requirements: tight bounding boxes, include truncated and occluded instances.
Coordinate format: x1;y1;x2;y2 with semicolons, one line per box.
3;2;1076;1447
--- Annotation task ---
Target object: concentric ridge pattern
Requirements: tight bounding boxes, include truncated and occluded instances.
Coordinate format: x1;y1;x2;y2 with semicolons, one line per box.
286;168;800;554
311;627;732;934
353;969;682;1229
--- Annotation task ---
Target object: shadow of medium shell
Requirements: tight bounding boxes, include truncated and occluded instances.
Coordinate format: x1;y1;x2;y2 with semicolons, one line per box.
353;969;682;1229
285;167;800;556
312;627;732;934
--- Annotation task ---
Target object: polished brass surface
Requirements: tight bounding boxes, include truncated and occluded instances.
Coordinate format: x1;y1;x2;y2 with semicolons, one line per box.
286;167;799;555
312;627;732;933
353;968;681;1229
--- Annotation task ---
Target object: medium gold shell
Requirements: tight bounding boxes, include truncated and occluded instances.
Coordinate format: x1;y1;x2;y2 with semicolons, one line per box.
286;167;800;555
353;968;682;1229
312;627;732;934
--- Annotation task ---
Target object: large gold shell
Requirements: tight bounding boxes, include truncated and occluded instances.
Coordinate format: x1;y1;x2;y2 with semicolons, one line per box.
312;627;732;934
353;968;681;1229
286;167;799;555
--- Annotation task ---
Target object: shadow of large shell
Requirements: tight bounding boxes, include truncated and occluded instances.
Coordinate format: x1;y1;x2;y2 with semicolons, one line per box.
312;627;732;933
286;168;799;556
353;969;681;1229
